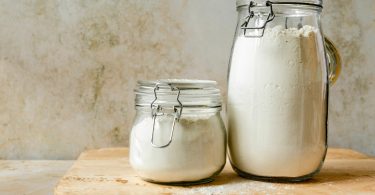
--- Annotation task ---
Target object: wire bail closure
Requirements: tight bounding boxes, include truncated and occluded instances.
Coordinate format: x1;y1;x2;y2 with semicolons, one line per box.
241;1;275;37
150;83;183;148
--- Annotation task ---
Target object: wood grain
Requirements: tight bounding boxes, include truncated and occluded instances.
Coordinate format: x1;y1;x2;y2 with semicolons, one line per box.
55;148;375;194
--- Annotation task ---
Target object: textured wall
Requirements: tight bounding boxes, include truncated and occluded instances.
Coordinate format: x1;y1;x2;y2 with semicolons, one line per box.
323;0;375;156
0;0;373;159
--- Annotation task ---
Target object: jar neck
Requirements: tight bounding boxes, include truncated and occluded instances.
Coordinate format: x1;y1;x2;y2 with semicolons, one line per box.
136;107;222;114
235;2;322;38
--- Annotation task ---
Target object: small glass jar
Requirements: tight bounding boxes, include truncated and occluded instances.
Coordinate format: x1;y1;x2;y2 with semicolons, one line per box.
129;79;226;185
227;0;341;182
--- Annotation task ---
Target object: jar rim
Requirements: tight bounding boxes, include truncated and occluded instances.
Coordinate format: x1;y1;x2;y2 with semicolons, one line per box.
236;0;323;8
137;79;217;89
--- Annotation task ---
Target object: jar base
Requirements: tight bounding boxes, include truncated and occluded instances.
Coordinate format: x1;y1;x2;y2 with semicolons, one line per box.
231;163;323;183
138;160;226;186
141;177;215;186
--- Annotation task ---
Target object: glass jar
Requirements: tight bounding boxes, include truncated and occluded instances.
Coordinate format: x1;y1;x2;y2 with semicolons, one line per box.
129;79;226;185
227;0;341;182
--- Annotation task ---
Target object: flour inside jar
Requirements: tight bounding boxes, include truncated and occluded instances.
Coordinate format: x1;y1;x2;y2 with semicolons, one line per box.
228;25;327;177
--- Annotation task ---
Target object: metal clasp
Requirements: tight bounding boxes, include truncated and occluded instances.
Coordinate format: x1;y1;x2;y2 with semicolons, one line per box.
150;83;183;148
241;1;275;37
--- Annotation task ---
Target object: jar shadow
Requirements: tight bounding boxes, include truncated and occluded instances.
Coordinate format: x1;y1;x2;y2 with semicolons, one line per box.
187;159;375;187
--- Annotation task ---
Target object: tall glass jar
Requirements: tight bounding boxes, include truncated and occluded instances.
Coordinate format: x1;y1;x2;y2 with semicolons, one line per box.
227;0;341;182
130;80;226;185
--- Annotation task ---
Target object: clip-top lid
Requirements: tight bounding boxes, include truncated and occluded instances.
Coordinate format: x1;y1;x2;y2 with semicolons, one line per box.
135;79;222;109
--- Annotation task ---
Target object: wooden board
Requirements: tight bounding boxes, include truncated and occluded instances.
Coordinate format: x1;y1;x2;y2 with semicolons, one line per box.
55;148;375;194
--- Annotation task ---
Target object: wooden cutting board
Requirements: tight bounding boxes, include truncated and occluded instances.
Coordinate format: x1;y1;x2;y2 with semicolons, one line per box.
55;148;375;194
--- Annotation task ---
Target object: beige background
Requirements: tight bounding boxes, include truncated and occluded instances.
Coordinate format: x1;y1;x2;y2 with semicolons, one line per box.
0;0;373;159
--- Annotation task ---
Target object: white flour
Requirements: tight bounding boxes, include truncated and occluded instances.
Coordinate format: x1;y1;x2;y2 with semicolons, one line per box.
228;25;327;177
130;113;226;182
